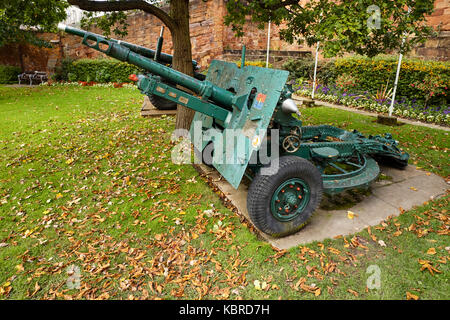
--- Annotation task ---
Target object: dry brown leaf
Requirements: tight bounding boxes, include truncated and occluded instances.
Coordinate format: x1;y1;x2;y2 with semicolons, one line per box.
406;292;419;300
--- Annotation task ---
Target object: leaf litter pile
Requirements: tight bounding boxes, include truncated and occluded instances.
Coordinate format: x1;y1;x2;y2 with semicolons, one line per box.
0;86;448;300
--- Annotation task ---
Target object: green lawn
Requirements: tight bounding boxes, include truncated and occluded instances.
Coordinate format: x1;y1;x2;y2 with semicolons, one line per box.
0;85;448;300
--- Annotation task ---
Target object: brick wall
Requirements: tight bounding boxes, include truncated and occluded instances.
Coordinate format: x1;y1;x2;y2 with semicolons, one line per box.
0;33;61;72
412;0;450;60
61;0;227;69
0;0;448;74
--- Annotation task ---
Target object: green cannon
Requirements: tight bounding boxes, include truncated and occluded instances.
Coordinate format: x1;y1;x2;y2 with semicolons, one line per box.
61;25;205;110
59;25;409;237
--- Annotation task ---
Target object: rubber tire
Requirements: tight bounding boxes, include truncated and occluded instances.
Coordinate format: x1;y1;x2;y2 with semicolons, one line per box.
193;143;214;167
247;156;323;237
373;155;408;170
149;94;177;110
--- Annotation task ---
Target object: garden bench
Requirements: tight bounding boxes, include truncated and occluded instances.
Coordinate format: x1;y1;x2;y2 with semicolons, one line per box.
18;71;48;85
33;71;48;84
18;71;35;85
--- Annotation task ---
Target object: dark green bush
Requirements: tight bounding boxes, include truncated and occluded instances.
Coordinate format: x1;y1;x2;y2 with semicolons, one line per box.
282;58;337;84
52;58;74;82
0;65;21;84
53;58;142;83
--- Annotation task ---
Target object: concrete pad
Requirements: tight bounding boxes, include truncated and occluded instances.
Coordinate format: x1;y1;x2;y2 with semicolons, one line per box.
372;173;449;211
380;165;427;183
141;96;177;117
195;164;449;250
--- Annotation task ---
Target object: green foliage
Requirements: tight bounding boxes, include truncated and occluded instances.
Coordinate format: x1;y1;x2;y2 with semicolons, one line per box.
335;73;359;91
0;65;21;84
81;11;129;38
282;58;337;84
53;58;143;83
284;55;449;105
225;0;435;57
51;58;75;82
234;60;273;68
333;56;450;105
369;81;394;104
410;74;448;107
0;0;67;47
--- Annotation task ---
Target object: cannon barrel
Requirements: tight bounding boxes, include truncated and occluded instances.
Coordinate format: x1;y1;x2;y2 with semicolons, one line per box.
61;24;199;69
58;24;234;108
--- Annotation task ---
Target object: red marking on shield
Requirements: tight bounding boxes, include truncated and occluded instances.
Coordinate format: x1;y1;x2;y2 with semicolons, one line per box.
256;93;267;103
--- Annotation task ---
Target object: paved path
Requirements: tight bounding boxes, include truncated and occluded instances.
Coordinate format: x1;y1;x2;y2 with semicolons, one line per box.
195;164;449;250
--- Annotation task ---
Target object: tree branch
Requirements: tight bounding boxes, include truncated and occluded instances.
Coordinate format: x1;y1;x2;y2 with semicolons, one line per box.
257;0;300;11
68;0;177;32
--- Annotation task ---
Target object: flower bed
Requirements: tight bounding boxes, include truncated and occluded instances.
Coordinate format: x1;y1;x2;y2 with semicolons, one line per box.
296;85;450;126
40;81;137;89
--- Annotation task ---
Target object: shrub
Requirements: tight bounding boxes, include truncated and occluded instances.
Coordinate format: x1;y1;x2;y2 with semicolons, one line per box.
410;73;448;107
0;65;21;84
234;60;273;68
52;58;74;82
333;55;450;106
335;73;358;91
52;58;142;83
284;55;449;107
282;58;337;84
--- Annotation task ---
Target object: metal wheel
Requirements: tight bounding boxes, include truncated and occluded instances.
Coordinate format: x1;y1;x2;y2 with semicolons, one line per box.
270;178;310;222
282;135;301;153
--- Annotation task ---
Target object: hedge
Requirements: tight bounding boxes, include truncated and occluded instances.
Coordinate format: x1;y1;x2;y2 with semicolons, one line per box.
282;59;337;85
0;65;21;84
53;58;142;83
283;55;450;106
333;55;450;105
234;60;273;68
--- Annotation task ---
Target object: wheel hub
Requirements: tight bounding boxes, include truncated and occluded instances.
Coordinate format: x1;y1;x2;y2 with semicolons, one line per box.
270;178;310;222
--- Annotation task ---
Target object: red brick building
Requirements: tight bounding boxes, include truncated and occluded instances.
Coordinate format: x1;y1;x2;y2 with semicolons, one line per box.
0;0;448;74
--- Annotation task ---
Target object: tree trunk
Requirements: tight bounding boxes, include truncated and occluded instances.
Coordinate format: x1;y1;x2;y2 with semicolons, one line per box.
170;0;196;131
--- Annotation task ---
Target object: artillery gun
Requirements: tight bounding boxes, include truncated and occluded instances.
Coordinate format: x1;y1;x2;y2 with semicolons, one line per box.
59;25;409;237
61;25;204;110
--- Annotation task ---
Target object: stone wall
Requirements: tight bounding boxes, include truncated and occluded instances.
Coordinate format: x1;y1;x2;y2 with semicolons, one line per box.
0;33;61;72
60;0;228;69
412;0;450;60
0;0;448;74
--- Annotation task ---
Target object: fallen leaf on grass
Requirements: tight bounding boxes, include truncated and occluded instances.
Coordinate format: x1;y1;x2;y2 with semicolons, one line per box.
418;259;441;275
30;282;40;297
347;289;359;297
406;292;419;300
426;248;436;255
